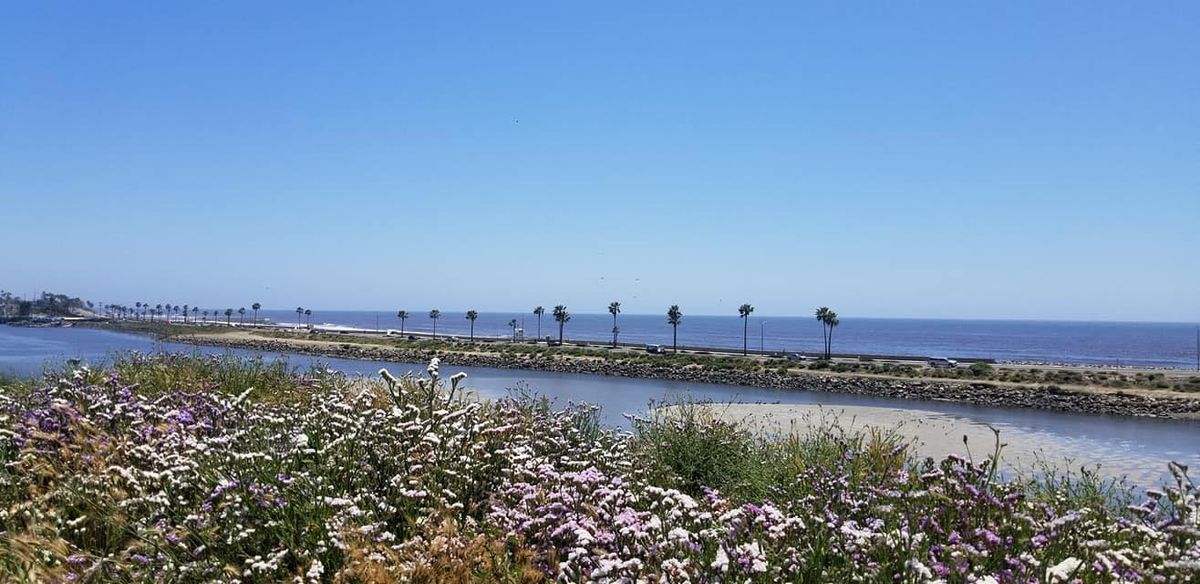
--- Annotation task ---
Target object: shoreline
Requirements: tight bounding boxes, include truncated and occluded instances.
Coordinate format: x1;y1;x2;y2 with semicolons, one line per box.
101;324;1200;420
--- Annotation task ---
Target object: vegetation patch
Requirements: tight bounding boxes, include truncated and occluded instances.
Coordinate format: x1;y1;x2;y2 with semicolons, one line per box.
1;354;1197;582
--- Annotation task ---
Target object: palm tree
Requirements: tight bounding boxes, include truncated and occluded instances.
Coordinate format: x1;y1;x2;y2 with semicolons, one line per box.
739;304;755;355
826;311;840;359
553;305;570;344
202;309;208;323
155;304;163;322
815;307;840;360
429;309;441;338
238;307;246;325
304;309;312;327
507;318;519;341
533;306;544;339
396;310;409;334
667;305;682;353
182;304;189;324
251;302;261;326
296;307;304;329
191;306;198;322
135;302;142;321
608;301;621;347
465;310;479;341
814;307;830;358
224;308;233;325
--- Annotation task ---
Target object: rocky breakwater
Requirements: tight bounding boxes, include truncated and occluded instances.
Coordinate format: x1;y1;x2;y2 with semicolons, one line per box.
182;335;1200;419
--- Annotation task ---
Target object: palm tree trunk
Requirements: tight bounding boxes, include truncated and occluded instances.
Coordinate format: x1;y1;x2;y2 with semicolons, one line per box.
824;323;831;359
820;323;826;359
559;322;564;344
820;321;830;359
743;319;748;355
470;321;474;341
673;325;678;353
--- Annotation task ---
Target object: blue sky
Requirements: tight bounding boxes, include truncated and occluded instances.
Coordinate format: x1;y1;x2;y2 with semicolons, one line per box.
2;2;1197;321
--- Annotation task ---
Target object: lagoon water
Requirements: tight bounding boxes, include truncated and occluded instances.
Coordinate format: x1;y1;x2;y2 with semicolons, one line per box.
244;309;1198;368
2;325;1198;487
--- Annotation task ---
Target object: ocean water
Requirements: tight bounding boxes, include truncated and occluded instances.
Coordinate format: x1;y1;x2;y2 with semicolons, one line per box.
238;309;1199;368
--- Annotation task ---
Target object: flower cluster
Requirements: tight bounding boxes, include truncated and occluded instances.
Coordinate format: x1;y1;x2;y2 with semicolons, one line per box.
0;354;1196;582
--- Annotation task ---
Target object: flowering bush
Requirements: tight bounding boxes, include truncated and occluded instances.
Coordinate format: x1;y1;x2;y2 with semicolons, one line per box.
0;353;1196;582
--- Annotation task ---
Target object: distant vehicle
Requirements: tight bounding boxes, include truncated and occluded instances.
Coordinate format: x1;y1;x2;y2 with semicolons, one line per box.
928;357;958;368
645;344;666;354
407;335;417;340
546;339;562;347
786;353;810;361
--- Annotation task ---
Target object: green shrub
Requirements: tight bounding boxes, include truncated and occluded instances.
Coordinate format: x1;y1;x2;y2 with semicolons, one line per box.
631;402;771;501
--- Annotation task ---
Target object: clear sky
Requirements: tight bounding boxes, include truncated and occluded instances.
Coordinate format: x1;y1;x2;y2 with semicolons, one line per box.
2;2;1197;321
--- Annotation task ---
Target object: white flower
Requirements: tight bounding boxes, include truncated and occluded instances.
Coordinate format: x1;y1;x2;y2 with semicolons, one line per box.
667;527;692;542
906;559;933;579
736;541;767;573
231;387;254;407
379;368;397;385
306;558;324;580
711;547;729;572
1046;557;1082;581
291;433;309;448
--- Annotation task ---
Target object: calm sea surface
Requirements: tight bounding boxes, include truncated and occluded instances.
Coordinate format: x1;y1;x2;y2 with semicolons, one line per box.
245;310;1199;368
2;325;1198;487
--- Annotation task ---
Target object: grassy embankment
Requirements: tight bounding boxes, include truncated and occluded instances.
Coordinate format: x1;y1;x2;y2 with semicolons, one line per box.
91;319;1200;393
253;326;1200;393
0;354;1195;582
